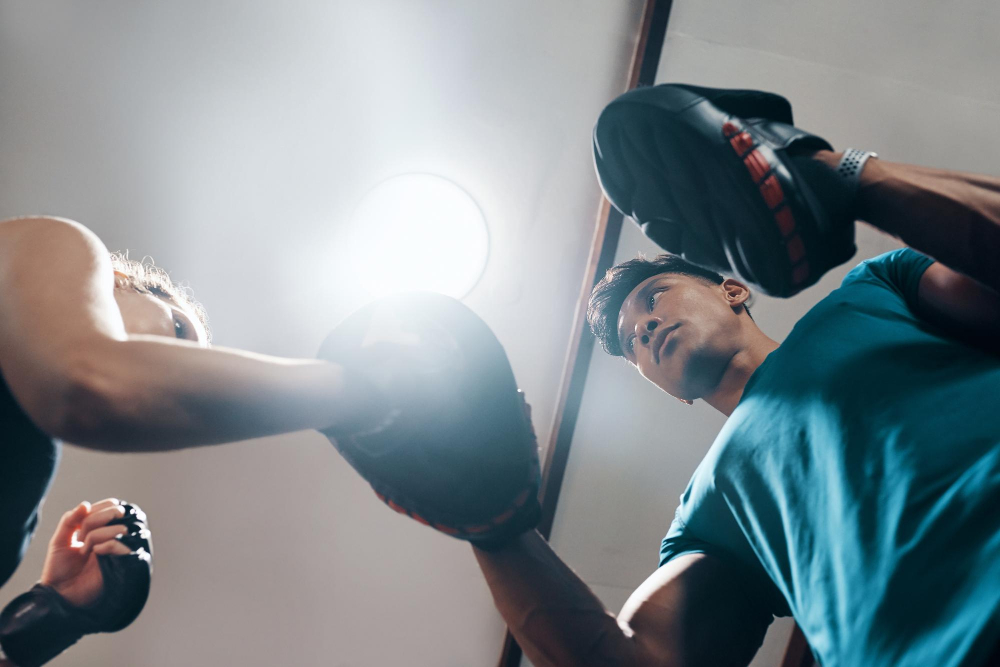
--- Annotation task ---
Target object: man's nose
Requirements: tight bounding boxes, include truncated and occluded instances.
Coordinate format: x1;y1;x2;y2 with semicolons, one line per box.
637;318;659;346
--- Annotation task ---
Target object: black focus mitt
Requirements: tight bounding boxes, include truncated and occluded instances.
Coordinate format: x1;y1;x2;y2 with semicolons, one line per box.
593;83;876;297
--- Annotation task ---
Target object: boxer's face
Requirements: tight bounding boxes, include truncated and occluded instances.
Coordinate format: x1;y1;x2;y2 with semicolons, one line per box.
113;289;208;346
617;273;748;401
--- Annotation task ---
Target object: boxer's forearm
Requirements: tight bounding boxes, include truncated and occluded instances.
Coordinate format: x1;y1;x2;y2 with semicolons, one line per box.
474;531;639;667
832;153;1000;293
59;336;361;451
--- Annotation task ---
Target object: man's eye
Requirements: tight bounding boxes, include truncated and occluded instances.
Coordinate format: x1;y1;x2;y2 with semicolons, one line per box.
626;336;635;355
173;317;187;339
647;289;665;311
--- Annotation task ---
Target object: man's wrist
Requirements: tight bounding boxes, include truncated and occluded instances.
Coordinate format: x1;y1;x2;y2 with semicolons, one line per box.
471;529;540;558
0;585;89;667
806;148;885;227
854;156;892;218
804;149;842;169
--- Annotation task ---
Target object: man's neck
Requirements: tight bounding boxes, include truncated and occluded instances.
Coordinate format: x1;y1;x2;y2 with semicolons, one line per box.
703;333;780;417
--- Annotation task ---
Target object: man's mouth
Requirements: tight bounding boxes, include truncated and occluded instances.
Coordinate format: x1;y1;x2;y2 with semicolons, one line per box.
653;323;681;364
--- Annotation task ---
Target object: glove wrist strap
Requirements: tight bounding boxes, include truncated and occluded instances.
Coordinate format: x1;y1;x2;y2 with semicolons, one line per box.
0;584;93;667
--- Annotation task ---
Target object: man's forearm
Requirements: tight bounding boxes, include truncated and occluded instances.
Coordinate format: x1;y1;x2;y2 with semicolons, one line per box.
859;158;1000;293
61;336;366;452
474;531;638;667
820;152;1000;293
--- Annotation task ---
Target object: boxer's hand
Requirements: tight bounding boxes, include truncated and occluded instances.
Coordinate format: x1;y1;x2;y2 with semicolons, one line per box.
0;500;151;664
328;316;458;438
356;311;459;393
40;499;134;608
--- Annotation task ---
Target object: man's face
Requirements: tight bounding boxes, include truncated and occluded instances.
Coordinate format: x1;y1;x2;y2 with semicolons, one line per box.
113;289;208;346
616;273;747;400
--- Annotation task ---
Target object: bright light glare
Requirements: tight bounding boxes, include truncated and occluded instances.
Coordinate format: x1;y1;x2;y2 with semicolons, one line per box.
346;174;489;299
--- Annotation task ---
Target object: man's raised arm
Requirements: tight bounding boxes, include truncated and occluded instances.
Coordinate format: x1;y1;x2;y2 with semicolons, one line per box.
474;531;772;667
913;262;1000;347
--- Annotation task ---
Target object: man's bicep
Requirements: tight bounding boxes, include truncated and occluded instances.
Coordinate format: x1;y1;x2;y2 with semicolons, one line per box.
620;553;773;667
0;217;126;431
915;262;1000;342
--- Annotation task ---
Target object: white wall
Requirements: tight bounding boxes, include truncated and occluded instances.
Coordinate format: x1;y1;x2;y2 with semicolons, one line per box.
540;1;1000;666
0;2;645;665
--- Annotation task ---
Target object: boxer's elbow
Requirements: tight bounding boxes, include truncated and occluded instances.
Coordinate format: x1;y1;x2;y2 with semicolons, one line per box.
51;356;131;450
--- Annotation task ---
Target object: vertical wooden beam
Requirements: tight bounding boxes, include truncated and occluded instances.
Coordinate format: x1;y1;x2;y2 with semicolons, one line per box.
495;2;672;665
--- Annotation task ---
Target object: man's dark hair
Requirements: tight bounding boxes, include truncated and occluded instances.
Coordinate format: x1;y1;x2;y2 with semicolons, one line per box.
587;253;752;358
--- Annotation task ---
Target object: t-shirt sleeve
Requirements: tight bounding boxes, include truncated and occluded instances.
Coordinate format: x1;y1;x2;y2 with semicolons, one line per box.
659;508;791;617
659;509;713;567
840;247;935;311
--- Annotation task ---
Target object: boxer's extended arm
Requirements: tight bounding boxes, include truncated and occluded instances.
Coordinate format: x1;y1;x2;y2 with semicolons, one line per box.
0;216;366;451
53;337;353;451
474;531;770;667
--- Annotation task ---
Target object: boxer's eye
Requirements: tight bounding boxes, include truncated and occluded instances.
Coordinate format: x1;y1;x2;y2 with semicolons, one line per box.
625;335;635;356
173;316;188;340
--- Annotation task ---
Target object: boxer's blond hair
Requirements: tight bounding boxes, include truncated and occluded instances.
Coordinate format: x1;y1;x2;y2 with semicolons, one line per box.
109;251;212;343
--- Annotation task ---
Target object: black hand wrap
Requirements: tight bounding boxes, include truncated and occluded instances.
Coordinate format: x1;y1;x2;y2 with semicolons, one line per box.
318;292;541;551
0;502;152;667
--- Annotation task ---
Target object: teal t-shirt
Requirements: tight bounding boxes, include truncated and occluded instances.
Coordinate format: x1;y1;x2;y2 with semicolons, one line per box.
660;249;1000;667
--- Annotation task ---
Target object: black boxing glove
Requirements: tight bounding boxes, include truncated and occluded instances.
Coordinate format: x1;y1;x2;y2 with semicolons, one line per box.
0;503;152;667
318;292;541;551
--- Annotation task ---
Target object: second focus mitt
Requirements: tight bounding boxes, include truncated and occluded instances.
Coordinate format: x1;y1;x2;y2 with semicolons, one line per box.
593;83;877;297
317;292;541;550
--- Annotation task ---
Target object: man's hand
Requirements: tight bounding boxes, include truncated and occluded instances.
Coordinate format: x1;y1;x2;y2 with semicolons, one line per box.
39;499;135;608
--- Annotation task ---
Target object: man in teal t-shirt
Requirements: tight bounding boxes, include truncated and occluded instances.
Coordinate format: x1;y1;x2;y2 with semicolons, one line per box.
475;228;1000;666
656;248;1000;666
564;235;1000;666
469;103;1000;665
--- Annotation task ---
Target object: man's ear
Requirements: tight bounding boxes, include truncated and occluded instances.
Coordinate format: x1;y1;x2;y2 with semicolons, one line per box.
721;278;751;309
